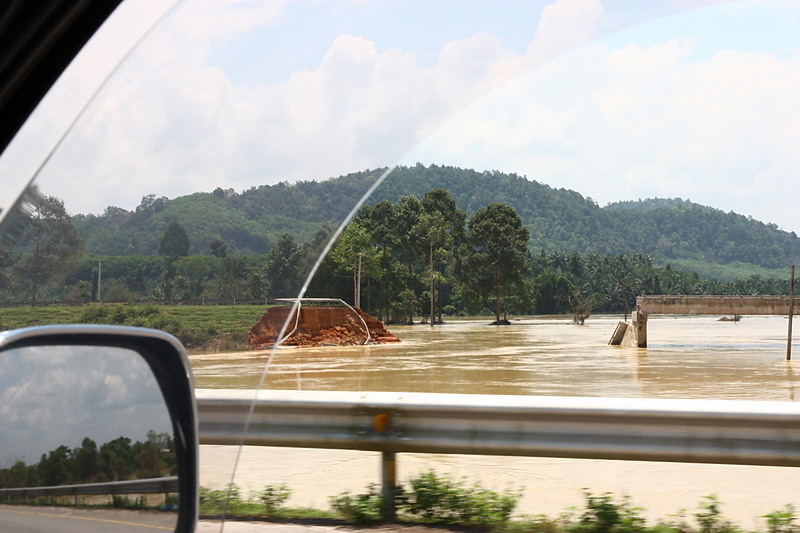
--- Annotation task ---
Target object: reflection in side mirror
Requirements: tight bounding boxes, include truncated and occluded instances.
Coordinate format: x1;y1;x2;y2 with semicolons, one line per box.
0;345;174;487
0;326;197;532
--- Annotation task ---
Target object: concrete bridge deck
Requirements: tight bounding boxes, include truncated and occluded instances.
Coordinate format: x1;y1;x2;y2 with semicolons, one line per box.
637;295;796;316
609;295;796;348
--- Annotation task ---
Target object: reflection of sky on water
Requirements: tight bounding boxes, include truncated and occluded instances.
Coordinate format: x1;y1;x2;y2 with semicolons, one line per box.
0;346;171;465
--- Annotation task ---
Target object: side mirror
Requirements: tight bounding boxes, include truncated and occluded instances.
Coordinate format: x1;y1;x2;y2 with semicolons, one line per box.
0;325;197;532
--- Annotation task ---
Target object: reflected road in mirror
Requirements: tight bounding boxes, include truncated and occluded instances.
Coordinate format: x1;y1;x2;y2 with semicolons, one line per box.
0;505;176;532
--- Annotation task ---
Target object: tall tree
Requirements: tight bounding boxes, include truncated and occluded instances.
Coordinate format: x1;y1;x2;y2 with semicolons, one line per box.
414;211;450;326
74;437;99;483
158;221;190;258
206;256;247;301
393;195;423;275
175;255;212;297
417;189;465;325
209;238;227;258
264;233;302;298
464;203;530;323
330;222;379;308
15;196;84;305
358;200;397;320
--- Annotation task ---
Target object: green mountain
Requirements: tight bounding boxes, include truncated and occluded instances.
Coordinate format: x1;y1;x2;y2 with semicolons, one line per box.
72;164;800;277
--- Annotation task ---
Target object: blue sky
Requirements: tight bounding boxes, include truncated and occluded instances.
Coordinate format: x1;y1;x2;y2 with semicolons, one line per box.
2;0;800;234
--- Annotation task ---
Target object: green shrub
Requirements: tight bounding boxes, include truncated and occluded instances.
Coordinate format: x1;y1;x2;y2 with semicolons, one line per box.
258;484;291;513
654;509;693;533
111;495;147;509
199;483;241;514
399;470;520;526
188;480;800;533
506;514;564;533
163;493;179;510
200;483;299;516
328;470;522;527
575;492;646;533
695;495;736;533
764;504;797;533
329;484;383;524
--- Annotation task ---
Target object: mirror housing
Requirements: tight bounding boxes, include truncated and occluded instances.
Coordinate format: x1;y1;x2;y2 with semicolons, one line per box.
0;324;198;532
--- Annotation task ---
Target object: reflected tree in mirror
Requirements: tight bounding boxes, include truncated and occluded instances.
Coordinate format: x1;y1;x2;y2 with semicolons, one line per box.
0;345;174;490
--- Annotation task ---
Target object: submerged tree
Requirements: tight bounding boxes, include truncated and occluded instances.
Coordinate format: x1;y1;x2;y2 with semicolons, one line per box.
417;190;465;325
330;222;380;308
415;211;450;325
464;203;530;324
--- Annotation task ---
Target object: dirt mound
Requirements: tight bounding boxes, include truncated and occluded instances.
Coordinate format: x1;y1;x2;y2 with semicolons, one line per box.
249;306;400;348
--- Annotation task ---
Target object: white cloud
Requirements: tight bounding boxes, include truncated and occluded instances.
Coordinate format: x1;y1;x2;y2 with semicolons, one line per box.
609;38;696;72
5;0;798;236
620;47;800;226
528;0;603;62
408;23;800;232
20;0;606;215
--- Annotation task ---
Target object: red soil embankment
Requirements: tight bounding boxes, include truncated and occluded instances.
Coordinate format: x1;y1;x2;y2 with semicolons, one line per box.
249;306;400;348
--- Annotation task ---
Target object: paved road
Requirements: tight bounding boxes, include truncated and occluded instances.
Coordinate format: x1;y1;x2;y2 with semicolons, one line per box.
198;521;466;532
199;521;351;532
0;505;176;532
0;506;464;533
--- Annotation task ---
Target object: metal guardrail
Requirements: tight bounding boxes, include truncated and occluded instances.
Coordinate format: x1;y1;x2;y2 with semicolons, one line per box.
196;389;800;519
9;393;798;516
0;477;178;504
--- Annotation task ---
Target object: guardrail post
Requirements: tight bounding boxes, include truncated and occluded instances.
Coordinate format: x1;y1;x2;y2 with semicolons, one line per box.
381;451;397;521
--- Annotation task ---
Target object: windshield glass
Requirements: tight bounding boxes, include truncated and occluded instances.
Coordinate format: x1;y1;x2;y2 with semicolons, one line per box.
2;0;800;530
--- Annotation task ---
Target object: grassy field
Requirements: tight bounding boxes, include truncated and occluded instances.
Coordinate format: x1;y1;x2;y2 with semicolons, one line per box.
0;303;269;351
660;258;794;282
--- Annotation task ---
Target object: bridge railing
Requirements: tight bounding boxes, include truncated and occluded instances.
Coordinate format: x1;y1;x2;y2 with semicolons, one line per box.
196;389;800;519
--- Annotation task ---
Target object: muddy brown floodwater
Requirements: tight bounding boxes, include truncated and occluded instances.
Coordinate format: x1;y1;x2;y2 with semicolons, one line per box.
191;314;800;529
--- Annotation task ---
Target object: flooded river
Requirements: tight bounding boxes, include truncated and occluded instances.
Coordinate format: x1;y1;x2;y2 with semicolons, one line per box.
191;315;800;527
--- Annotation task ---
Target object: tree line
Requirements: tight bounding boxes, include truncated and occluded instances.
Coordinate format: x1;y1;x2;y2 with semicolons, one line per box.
1;192;795;324
68;165;800;273
0;431;176;488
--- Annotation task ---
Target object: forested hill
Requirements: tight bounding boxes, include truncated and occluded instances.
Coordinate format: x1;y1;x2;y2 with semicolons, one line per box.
73;164;800;270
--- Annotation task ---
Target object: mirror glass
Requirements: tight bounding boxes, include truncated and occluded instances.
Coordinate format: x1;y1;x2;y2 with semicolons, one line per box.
0;345;177;531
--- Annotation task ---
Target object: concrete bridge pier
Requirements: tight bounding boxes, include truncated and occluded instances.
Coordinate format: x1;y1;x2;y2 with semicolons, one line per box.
608;310;648;348
632;309;648;348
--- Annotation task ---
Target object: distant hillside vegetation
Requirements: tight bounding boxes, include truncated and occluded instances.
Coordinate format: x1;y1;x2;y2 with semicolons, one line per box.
72;164;800;273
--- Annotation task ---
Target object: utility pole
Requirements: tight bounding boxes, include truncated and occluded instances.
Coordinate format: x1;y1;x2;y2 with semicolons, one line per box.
355;253;363;309
788;265;795;361
97;259;102;301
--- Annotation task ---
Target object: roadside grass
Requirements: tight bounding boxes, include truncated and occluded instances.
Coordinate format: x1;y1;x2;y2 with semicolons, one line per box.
200;484;335;521
0;303;268;351
201;474;799;533
6;475;796;531
661;259;792;283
